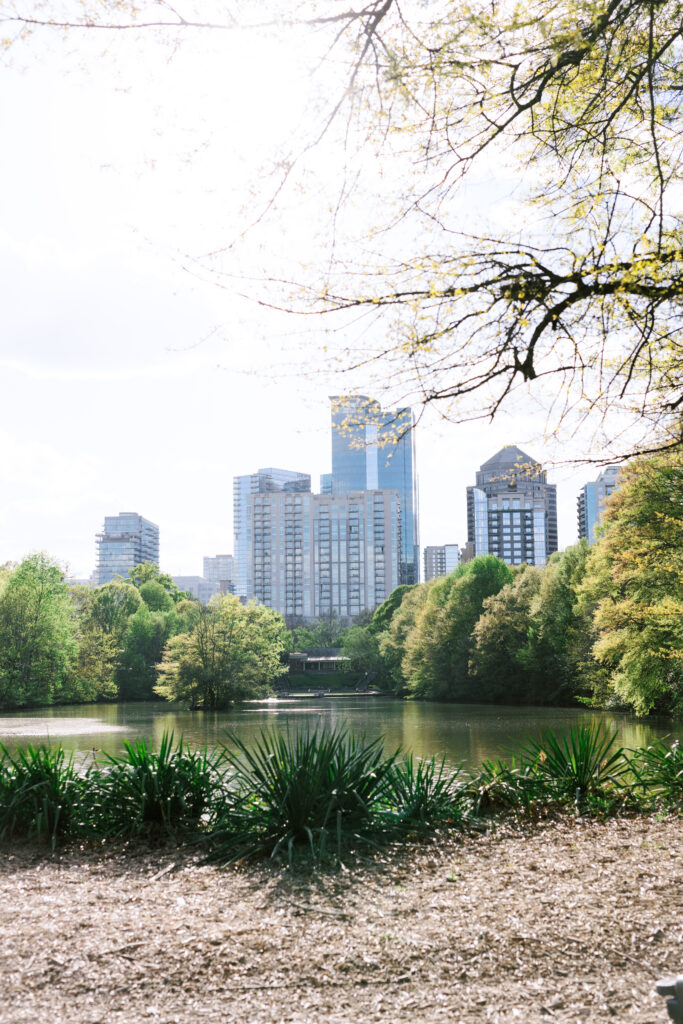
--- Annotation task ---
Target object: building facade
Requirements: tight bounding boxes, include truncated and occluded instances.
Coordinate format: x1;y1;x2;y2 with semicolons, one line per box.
172;576;221;605
466;447;558;566
203;554;235;594
424;544;460;581
96;512;159;585
577;466;620;544
246;489;401;621
233;468;311;598
328;396;419;584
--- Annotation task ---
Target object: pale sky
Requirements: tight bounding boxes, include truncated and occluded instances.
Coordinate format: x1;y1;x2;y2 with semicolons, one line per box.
1;10;605;579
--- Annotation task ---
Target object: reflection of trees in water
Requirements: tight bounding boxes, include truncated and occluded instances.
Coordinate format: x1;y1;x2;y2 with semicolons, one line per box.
0;700;680;766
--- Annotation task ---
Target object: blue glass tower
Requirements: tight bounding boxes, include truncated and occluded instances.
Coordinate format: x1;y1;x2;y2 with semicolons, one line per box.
329;396;419;585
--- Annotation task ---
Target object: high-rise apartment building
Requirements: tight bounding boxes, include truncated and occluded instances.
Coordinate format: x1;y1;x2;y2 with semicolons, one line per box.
203;554;235;594
96;512;159;585
577;466;620;543
233;468;311;598
328;396;419;584
424;544;460;581
466;447;558;566
247;489;401;620
172;576;221;605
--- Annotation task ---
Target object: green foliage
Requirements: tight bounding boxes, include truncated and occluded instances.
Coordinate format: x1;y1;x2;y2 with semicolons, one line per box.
519;725;628;804
629;740;683;806
378;580;435;693
116;604;177;701
369;585;413;635
204;727;399;865
580;451;683;715
85;732;225;841
127;564;187;603
139;580;173;612
404;557;513;700
0;554;77;708
386;754;468;831
290;615;348;650
0;743;78;848
340;626;384;683
155;596;288;708
469;758;542;815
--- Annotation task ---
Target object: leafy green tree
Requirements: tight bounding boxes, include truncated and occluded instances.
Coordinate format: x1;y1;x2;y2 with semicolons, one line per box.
139;580;174;612
127;564;187;603
469;566;544;703
0;554;77;708
71;582;143;701
340;627;384;685
155;596;288;709
290;615;347;650
369;585;414;635
403;558;513;700
378;581;436;694
581;451;683;715
116;603;194;701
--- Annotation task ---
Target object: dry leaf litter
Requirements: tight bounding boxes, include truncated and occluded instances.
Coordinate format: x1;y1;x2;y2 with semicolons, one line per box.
1;816;681;1024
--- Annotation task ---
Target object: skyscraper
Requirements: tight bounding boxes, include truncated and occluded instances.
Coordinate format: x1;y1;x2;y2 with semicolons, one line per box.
577;466;620;543
233;468;311;598
328;395;419;584
96;512;159;585
466;447;557;566
247;488;401;620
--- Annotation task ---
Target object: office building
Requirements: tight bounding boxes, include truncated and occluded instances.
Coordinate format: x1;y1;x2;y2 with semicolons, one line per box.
233;468;311;598
466;447;557;566
424;544;460;581
96;512;159;585
577;466;620;544
328;395;419;584
172;576;221;605
203;554;235;594
247;489;401;621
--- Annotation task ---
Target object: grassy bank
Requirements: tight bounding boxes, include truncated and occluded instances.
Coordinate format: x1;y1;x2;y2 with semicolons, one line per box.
1;725;681;862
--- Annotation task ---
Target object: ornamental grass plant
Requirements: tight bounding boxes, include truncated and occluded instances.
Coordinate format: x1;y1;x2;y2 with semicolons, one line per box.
385;753;469;831
518;724;629;808
204;727;399;865
83;731;226;841
0;743;79;848
629;740;683;806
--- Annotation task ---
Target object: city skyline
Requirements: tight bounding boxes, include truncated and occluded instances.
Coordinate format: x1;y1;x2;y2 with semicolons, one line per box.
1;22;624;582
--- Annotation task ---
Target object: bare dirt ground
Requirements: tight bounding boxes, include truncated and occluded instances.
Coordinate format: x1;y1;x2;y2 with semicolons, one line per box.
1;816;681;1024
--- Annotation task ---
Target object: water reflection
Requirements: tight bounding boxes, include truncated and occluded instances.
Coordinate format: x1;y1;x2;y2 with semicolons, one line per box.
1;698;680;766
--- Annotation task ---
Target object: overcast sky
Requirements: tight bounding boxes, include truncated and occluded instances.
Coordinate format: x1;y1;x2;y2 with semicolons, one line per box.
1;11;602;579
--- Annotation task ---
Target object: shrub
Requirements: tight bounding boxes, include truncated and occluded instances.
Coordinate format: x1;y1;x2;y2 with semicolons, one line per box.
519;724;628;806
629;740;683;806
204;727;398;865
84;731;225;841
0;743;80;848
385;754;468;831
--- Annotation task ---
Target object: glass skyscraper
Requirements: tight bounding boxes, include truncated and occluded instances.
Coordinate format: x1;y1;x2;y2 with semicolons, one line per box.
329;396;419;584
96;512;159;585
466;447;558;566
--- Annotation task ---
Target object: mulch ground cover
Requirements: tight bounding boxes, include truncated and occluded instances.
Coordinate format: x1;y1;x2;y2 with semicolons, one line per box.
1;815;681;1023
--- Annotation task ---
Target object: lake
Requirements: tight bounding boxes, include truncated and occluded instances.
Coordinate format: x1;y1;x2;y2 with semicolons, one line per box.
0;698;680;766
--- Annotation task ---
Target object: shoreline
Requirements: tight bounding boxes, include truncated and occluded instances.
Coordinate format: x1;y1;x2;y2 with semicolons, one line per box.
2;816;681;1023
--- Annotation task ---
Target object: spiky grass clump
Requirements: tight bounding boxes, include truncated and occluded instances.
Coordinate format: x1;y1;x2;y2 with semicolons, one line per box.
0;743;80;848
629;740;683;806
385;754;468;831
469;757;542;815
520;724;629;807
84;731;226;841
205;727;399;865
